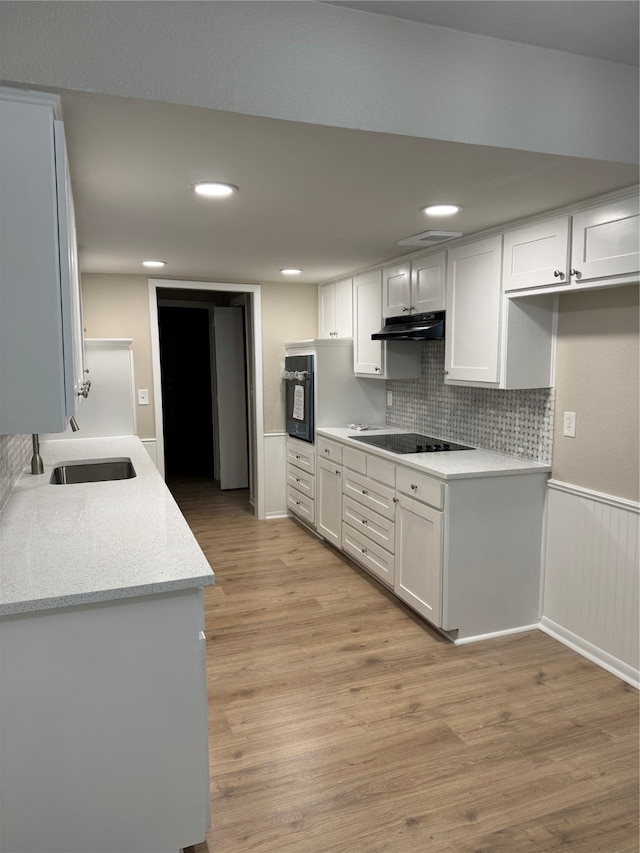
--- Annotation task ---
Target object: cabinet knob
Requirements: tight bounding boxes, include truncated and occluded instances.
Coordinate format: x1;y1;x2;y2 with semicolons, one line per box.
361;548;367;555
393;497;399;503
335;469;341;476
362;489;368;495
411;484;418;491
553;269;565;279
375;366;381;372
569;268;582;279
401;305;409;312
361;518;368;525
324;448;330;454
409;305;415;311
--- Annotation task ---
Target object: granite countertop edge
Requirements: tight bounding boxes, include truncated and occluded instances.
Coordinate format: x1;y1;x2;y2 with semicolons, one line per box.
0;435;214;618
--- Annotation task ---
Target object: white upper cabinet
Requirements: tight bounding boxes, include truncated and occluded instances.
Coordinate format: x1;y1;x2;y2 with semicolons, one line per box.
445;235;554;389
502;216;570;292
353;269;384;375
318;277;353;339
445;236;503;384
503;194;639;295
382;262;411;317
353;269;421;379
0;89;84;434
382;252;446;318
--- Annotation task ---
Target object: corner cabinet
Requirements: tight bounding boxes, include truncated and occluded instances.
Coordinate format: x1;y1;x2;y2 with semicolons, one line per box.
0;89;85;435
353;269;422;379
444;235;555;389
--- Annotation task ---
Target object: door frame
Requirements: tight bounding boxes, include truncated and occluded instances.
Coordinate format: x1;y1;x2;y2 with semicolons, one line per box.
148;278;265;519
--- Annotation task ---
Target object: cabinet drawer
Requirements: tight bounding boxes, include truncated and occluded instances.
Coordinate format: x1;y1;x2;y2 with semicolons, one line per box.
287;441;315;475
287;486;315;524
317;437;343;465
343;496;395;554
343;470;396;520
367;455;395;487
286;464;314;499
342;524;394;587
396;467;444;509
343;446;366;474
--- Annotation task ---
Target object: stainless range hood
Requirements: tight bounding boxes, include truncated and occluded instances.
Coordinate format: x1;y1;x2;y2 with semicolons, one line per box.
371;311;445;341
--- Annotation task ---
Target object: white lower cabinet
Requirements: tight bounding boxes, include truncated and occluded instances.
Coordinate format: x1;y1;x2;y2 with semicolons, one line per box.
317;457;343;547
312;434;549;641
286;438;316;526
394;468;444;625
0;588;210;853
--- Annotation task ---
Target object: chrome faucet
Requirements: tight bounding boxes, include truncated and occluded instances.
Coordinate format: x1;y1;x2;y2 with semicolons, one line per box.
30;434;44;475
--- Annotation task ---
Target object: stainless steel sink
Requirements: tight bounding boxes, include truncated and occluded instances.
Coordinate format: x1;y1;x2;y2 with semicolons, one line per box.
50;457;136;484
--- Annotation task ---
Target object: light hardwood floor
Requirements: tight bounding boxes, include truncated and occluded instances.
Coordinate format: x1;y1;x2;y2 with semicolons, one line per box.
171;476;639;853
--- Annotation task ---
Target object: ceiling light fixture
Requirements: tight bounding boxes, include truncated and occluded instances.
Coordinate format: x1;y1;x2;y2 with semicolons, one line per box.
280;268;302;276
422;204;463;217
141;260;167;268
192;182;238;198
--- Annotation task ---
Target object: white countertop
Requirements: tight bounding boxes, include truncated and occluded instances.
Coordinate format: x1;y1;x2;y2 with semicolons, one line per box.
316;427;551;480
0;436;214;616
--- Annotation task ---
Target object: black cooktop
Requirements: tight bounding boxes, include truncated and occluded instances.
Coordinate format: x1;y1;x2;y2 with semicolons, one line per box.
350;432;473;454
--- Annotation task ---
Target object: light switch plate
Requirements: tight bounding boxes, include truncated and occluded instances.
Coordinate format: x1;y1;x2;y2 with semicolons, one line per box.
138;389;149;406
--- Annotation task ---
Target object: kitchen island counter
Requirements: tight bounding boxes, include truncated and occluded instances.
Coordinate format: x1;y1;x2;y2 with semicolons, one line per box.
0;435;214;616
316;426;551;480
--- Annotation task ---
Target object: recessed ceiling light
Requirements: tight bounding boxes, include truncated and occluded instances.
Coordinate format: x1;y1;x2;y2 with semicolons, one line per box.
422;204;463;216
280;268;302;276
141;260;167;268
192;182;238;198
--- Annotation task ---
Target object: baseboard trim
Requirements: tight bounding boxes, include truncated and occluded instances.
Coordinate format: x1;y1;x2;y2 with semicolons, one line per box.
539;617;639;689
453;624;539;646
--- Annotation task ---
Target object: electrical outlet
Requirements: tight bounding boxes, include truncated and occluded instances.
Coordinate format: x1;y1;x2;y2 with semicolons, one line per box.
563;411;576;437
386;390;393;407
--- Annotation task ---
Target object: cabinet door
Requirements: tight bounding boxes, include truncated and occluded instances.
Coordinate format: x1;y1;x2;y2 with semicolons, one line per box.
318;282;337;339
502;217;569;292
317;459;342;547
444;236;502;384
394;494;443;627
353;269;383;375
411;251;446;313
571;196;639;281
0;96;77;434
334;277;353;338
382;262;411;318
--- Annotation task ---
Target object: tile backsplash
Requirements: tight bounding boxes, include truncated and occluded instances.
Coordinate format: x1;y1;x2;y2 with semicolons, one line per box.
386;341;554;464
0;434;31;511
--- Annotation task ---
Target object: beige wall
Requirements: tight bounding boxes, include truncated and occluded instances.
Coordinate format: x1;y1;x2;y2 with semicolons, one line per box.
80;274;318;439
82;274;156;439
552;285;639;501
261;282;318;433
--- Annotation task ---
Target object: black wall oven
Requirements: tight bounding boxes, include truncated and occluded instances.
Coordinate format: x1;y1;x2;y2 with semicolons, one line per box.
284;354;314;443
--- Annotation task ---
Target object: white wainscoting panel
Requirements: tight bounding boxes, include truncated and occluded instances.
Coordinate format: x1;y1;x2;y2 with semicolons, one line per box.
541;480;639;687
264;432;288;519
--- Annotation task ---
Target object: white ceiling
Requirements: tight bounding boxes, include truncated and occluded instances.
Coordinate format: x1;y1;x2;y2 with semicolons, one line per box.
44;2;639;285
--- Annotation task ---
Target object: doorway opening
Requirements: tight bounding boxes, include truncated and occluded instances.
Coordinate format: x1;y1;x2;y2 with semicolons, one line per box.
148;279;265;519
